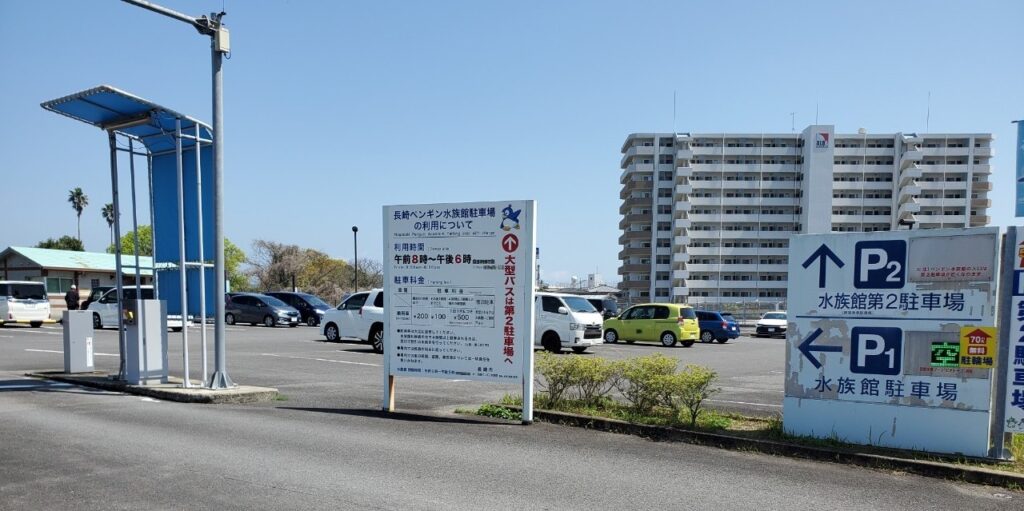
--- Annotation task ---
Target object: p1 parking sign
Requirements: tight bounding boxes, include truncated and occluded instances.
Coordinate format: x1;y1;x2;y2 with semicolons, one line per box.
850;326;901;375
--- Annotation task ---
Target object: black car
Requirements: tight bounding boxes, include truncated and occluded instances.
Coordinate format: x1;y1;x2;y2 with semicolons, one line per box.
587;297;620;320
265;291;333;326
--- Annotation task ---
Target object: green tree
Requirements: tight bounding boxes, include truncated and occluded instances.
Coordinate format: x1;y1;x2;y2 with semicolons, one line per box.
225;239;250;292
101;203;115;246
108;225;250;292
108;225;153;256
36;236;85;252
67;187;89;241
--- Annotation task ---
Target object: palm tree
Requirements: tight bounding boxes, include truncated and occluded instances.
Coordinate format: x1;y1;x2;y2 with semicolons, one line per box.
67;188;89;242
101;203;115;246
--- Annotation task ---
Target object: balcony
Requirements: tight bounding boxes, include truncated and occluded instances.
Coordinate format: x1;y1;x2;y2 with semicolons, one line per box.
674;218;691;230
672;270;690;280
971;198;992;208
972;181;993;191
897;200;921;218
620;213;653;225
973;164;991;174
619;263;651;274
922;147;971;157
834;147;895;157
676;166;693;178
899;150;923;169
832;198;892;207
899;165;922;186
672;252;690;264
619;229;652;242
672;287;690;297
623;162;655;173
833;181;893;191
676;149;693;160
675;184;693;195
917;198;967;208
618;247;651;259
674;235;689;246
971;215;991;225
619;179;653;196
760;146;801;156
619;280;650;290
974;147;993;157
620;145;656;167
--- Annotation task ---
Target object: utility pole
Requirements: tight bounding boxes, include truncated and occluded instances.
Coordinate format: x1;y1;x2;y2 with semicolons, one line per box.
122;0;234;388
352;226;359;292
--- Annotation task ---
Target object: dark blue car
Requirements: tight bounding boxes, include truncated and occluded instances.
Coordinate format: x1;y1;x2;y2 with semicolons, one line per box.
695;310;740;343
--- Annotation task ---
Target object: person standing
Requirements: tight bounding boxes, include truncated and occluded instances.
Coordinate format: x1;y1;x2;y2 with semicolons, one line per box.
64;285;80;311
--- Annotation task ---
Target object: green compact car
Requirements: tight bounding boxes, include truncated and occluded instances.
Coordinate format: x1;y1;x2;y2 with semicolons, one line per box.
602;303;700;347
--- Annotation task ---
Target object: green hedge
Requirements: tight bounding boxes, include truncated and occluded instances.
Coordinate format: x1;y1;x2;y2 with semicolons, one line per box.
534;352;719;426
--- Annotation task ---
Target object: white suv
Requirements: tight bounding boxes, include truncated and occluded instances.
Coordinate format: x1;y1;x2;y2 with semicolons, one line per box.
321;289;384;353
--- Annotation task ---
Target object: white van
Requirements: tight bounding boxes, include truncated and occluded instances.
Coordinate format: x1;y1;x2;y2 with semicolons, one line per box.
87;286;189;332
534;292;604;354
0;281;51;327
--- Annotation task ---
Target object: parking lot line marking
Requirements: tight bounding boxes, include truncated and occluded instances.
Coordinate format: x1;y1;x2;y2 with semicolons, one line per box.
25;348;118;357
260;353;380;367
14;330;62;336
707;399;781;408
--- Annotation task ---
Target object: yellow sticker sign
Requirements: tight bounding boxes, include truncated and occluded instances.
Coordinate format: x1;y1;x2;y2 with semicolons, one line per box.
959;326;997;368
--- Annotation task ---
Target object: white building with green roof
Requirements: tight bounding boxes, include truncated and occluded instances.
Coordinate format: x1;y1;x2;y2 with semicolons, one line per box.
0;246;153;316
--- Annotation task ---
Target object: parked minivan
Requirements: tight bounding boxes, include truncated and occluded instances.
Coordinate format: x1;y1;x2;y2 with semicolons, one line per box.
87;286;188;331
534;292;604;353
265;291;332;327
0;281;50;327
225;293;300;327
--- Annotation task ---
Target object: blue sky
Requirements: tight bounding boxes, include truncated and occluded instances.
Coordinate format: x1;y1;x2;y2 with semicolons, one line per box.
1;1;1022;286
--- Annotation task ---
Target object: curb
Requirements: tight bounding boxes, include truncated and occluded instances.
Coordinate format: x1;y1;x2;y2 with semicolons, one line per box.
26;371;279;404
501;405;1024;489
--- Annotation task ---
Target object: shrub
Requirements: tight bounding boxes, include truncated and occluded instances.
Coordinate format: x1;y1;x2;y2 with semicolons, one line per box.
616;354;678;415
658;364;719;427
535;352;575;408
571;357;621;407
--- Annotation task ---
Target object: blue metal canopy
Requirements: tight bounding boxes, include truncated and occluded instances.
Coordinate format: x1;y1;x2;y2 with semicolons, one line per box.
41;85;212;154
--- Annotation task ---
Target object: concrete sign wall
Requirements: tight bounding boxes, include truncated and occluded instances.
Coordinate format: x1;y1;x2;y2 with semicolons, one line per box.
784;228;1000;457
382;201;536;388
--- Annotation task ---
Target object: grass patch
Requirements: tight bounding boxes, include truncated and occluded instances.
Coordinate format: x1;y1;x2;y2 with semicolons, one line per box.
488;397;1024;476
476;403;521;421
273;393;288;401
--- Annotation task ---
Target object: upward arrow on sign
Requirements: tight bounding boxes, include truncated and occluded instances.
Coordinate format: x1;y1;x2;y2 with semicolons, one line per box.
801;243;844;288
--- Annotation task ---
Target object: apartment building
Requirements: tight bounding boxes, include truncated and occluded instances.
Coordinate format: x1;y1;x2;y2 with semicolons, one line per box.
617;125;994;305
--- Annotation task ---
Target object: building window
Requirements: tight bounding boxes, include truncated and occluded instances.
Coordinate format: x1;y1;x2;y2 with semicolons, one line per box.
656;255;671;264
45;277;74;294
657;238;671;247
658;188;672;198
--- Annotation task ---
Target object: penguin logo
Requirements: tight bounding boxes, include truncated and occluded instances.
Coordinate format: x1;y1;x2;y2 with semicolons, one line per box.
500;204;521;232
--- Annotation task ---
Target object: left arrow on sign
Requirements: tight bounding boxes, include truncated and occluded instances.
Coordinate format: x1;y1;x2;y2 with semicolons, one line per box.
798;328;841;369
801;243;844;288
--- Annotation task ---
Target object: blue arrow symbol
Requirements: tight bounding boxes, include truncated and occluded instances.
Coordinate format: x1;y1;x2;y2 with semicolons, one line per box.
798;328;842;369
801;243;844;288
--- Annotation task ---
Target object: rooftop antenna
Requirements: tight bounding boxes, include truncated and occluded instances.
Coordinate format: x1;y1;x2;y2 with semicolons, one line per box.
672;90;677;137
926;91;931;132
815;103;819;125
790;112;795;132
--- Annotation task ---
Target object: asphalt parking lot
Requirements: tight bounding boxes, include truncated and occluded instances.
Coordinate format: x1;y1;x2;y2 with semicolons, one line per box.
0;322;784;416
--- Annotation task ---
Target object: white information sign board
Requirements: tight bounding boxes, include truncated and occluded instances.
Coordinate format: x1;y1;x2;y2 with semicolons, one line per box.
382;201;536;419
784;228;999;457
1004;227;1024;433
